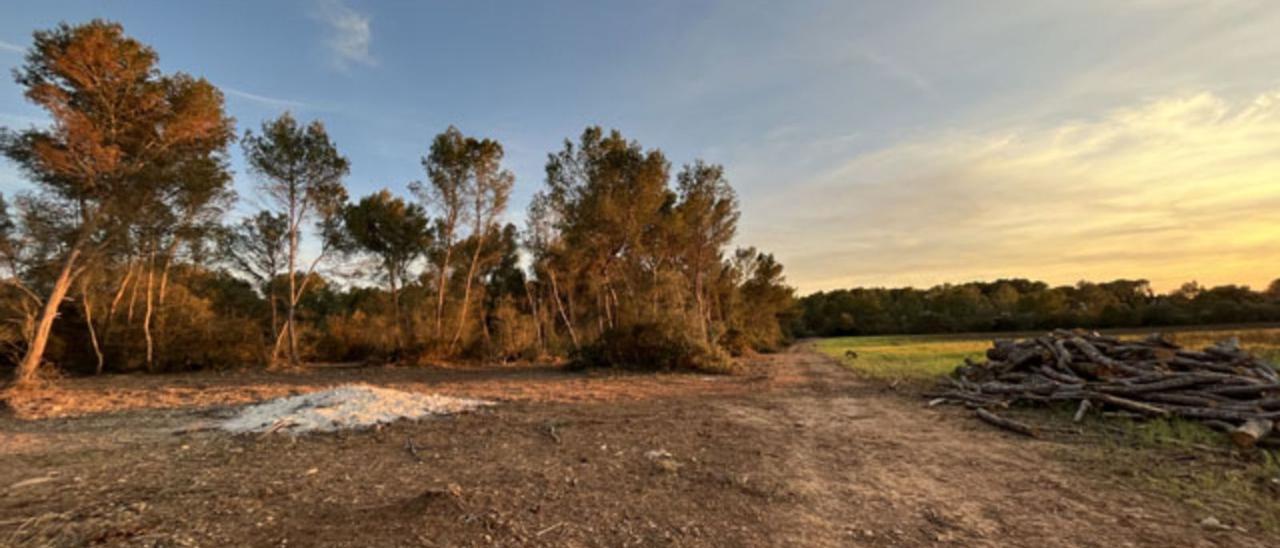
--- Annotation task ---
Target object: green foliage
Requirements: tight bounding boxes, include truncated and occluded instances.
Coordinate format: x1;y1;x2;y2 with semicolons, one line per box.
344;190;431;276
0;19;235;382
573;318;731;373
797;278;1280;338
529;127;795;366
723;248;796;352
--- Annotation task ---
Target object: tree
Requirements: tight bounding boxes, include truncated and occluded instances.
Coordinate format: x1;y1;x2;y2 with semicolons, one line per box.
0;21;233;385
1265;279;1280;302
343;189;431;351
537;127;672;336
241;113;349;366
413;127;470;344
219;211;289;338
450;136;514;351
725;248;795;350
673;161;738;341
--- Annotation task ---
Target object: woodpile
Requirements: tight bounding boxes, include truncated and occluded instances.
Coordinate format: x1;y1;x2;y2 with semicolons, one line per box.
929;329;1280;448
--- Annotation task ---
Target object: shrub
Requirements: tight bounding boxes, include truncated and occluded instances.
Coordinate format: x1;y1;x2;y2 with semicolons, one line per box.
313;311;398;362
572;319;732;373
717;328;754;357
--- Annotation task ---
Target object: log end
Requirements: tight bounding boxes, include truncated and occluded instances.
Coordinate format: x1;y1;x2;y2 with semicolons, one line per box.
1229;419;1275;449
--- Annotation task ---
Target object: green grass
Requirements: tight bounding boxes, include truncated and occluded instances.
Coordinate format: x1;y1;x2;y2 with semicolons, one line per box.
817;325;1280;381
813;335;988;381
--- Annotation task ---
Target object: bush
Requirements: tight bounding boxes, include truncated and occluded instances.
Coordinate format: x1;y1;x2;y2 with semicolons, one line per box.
572;320;732;373
313;311;398;362
717;328;754;357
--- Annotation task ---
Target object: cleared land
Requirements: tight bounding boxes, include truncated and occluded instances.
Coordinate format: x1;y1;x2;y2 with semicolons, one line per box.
3;345;1278;546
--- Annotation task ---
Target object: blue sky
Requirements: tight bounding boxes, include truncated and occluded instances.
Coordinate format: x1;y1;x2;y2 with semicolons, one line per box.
2;1;1279;292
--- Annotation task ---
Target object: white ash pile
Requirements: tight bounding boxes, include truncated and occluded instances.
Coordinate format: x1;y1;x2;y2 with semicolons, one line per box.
219;384;493;434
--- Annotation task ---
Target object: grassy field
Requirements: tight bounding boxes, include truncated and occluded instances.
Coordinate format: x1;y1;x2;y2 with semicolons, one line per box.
816;325;1280;381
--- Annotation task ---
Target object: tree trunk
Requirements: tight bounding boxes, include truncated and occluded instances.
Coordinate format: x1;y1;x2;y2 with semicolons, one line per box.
142;252;156;372
127;257;141;324
547;269;578;350
104;259;135;348
434;242;453;341
450;235;485;353
155;252;172;364
284;200;300;367
14;248;81;386
694;270;710;342
269;291;279;345
389;268;402;353
81;278;104;375
524;281;544;353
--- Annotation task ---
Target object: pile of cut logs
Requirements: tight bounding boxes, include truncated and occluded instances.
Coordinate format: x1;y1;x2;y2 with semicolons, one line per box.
929;329;1280;448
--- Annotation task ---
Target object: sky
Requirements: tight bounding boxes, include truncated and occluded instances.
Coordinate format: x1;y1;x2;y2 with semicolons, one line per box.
1;0;1278;294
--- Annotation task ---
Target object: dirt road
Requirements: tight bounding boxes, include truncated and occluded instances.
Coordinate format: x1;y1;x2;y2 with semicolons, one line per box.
1;347;1271;546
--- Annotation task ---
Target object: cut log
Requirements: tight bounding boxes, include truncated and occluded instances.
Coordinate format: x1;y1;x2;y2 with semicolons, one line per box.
1229;419;1275;448
935;330;1280;448
1088;393;1170;417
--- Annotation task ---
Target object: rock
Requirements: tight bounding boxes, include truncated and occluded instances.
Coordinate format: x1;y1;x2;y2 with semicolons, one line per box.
644;449;673;460
1199;516;1231;531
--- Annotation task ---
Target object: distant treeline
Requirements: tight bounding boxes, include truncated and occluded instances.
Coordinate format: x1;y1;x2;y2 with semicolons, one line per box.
794;278;1280;337
0;21;795;385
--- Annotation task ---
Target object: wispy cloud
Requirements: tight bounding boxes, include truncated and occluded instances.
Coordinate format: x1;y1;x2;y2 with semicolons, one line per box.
852;49;932;94
223;87;309;110
0;39;24;54
312;0;376;70
747;89;1280;293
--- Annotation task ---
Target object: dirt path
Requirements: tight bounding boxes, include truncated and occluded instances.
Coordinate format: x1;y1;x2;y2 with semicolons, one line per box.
730;346;1266;547
0;348;1272;546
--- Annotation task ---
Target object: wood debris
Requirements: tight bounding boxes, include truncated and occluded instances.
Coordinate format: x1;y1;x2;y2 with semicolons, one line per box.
929;329;1280;447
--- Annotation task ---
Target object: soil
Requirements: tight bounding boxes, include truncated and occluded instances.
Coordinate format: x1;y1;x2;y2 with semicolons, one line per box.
1;346;1274;547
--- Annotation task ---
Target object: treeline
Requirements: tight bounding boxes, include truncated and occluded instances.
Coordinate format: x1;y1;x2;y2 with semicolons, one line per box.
795;278;1280;337
0;21;795;385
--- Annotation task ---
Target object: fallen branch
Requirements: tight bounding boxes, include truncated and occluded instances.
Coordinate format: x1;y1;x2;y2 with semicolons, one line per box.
405;436;424;463
975;408;1038;438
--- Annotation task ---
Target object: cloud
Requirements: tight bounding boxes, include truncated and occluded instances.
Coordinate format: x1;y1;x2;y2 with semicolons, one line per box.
851;49;932;94
0;39;22;54
746;89;1280;293
223;87;309;110
312;0;376;70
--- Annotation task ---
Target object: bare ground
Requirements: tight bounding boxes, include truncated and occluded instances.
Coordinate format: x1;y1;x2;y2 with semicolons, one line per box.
0;346;1273;547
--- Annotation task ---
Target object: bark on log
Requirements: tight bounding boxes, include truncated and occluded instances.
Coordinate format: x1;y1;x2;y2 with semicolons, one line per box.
975;409;1038;438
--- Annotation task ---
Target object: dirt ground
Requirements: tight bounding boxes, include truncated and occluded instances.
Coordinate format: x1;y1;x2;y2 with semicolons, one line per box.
1;346;1274;547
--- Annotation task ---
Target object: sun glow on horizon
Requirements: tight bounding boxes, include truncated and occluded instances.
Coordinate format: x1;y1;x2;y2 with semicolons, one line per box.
750;89;1280;294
